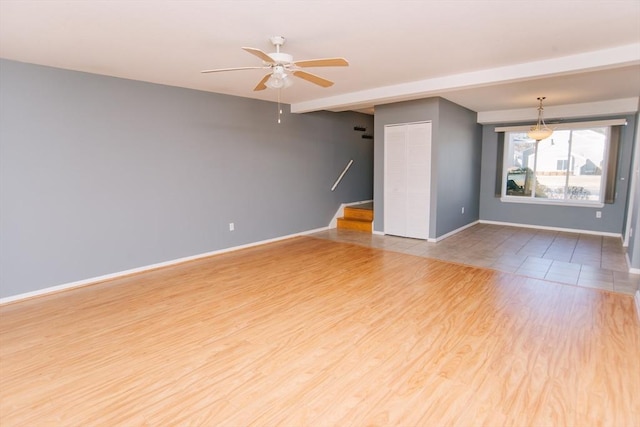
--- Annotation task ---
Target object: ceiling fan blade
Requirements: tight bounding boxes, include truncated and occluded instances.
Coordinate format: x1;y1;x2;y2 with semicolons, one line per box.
292;70;334;88
293;58;349;68
253;74;271;91
242;47;275;63
201;66;266;73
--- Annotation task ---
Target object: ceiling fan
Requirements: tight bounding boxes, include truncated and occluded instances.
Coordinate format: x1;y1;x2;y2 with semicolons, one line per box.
201;36;349;91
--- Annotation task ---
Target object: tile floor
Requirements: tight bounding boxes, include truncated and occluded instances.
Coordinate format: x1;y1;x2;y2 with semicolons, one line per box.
310;223;640;295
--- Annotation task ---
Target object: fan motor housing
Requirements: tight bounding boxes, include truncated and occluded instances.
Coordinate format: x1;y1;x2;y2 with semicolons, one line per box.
268;52;293;65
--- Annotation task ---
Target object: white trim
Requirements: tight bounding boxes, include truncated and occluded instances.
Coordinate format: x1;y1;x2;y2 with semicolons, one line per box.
291;44;640;114
499;121;613;207
481;99;638;124
372;230;385;236
329;199;373;228
381;221;479;242
479;219;622;238
635;290;640;323
0;226;332;306
624;251;640;276
432;220;480;242
626;253;633;274
381;232;432;241
500;197;604;208
384;120;434;128
494;118;628;133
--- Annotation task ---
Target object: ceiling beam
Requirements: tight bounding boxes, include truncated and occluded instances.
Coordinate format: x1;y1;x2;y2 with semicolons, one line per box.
290;44;640;114
479;98;640;124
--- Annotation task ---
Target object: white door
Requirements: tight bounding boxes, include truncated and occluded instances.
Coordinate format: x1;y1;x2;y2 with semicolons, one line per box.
384;122;431;239
384;125;408;237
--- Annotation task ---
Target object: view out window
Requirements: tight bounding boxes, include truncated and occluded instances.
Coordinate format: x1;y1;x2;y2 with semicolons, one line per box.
502;126;610;205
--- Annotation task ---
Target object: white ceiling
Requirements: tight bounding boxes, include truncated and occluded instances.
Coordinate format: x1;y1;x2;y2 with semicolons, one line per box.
1;0;639;121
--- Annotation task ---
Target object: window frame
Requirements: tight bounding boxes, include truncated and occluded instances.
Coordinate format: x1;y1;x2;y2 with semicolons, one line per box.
495;119;626;208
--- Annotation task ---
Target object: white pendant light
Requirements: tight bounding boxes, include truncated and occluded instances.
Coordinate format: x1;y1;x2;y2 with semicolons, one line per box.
527;96;553;141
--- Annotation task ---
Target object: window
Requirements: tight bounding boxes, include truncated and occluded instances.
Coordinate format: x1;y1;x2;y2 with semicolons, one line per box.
500;121;621;206
556;159;568;171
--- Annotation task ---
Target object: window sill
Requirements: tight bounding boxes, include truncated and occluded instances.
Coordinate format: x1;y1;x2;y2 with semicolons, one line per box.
500;197;604;208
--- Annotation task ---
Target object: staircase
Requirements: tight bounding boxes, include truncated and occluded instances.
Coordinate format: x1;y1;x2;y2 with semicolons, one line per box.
337;203;373;232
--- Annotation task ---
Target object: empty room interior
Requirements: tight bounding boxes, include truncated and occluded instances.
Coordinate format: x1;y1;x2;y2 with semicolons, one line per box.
1;1;640;425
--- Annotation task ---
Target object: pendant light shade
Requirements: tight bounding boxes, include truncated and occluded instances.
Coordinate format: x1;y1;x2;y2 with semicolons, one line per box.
527;97;553;141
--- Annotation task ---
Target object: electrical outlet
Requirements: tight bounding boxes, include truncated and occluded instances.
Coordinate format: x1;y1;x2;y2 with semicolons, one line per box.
229;222;235;231
596;211;602;219
461;207;465;214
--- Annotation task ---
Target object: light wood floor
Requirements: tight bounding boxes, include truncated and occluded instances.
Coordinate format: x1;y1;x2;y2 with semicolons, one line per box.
1;237;639;426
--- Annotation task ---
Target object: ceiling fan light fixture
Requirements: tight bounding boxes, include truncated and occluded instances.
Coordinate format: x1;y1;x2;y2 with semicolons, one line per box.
265;65;293;89
527;96;553;141
265;73;293;89
202;36;347;93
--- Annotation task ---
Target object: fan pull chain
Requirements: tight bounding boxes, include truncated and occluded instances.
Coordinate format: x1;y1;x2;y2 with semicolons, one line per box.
277;88;282;124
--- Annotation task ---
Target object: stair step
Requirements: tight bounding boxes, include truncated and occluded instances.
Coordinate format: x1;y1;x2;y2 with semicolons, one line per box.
343;206;374;221
337;217;372;232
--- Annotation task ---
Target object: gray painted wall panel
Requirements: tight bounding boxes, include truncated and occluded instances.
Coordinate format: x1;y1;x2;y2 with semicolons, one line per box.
0;59;373;298
434;98;481;237
479;116;636;234
373;97;481;239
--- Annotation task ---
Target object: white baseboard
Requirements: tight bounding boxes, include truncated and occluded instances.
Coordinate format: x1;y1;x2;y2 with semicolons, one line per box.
431;220;480;242
329;199;373;229
635;290;640;322
0;226;331;306
479;219;622;239
376;219;623;242
625;253;640;275
376;221;479;242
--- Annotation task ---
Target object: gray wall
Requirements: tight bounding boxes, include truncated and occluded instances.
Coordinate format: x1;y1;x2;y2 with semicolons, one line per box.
479;115;637;235
0;59;374;298
373;97;481;239
435;98;482;237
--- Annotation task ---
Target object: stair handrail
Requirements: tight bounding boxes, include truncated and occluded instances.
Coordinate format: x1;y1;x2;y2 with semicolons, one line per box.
331;159;354;192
